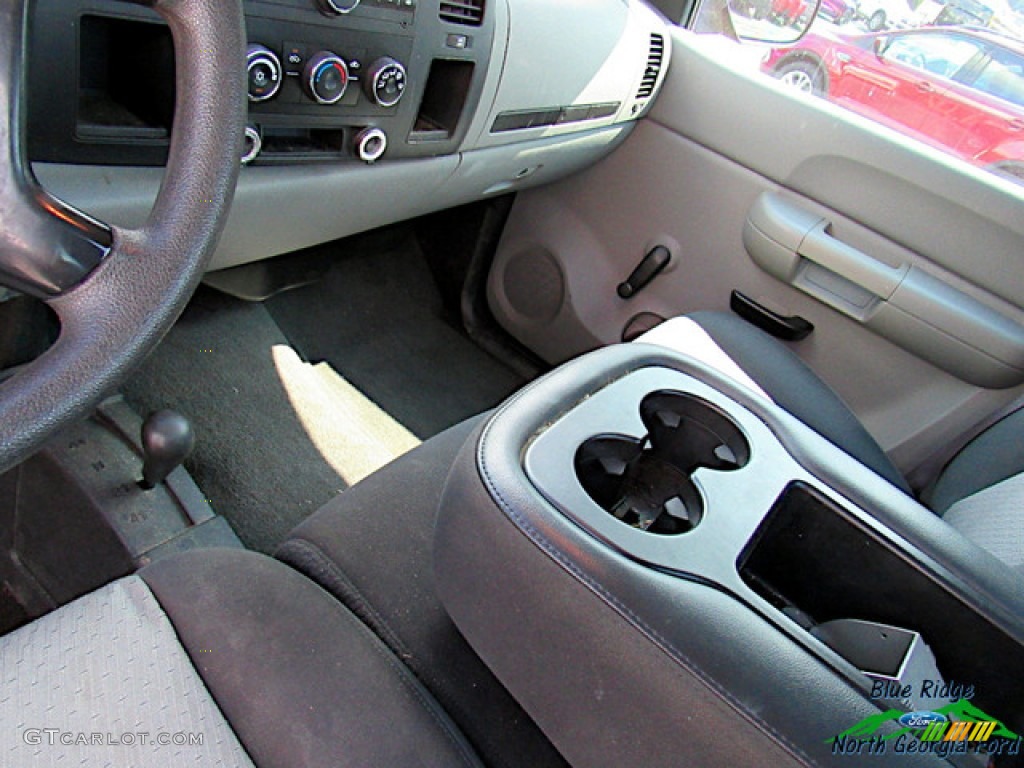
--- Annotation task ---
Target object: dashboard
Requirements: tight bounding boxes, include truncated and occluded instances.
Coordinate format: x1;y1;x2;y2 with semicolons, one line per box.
26;0;672;270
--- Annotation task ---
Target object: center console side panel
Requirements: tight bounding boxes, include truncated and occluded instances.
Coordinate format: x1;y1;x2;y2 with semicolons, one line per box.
435;345;1023;767
437;425;815;768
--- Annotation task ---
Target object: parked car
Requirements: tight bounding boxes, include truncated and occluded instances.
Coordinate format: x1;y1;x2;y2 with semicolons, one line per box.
772;0;812;24
819;0;859;24
763;26;1024;177
855;0;928;28
732;0;812;25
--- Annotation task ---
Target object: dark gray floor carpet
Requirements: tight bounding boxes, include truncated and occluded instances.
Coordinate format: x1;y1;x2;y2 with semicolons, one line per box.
122;288;347;553
122;238;524;553
264;237;524;439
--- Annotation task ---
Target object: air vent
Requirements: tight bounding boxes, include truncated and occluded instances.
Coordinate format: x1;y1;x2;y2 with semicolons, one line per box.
636;33;665;99
439;0;484;26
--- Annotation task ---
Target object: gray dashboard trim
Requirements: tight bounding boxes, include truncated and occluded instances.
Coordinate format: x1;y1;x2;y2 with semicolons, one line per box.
33;125;630;271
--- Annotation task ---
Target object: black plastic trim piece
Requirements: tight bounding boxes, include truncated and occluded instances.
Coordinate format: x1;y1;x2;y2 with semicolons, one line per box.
617;245;671;299
491;102;620;133
730;290;813;342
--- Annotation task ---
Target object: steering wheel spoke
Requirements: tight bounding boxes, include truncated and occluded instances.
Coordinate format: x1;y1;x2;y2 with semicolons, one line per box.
0;189;113;299
0;0;112;299
0;0;245;472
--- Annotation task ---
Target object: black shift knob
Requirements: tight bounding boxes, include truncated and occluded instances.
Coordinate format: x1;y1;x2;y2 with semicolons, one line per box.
140;410;195;490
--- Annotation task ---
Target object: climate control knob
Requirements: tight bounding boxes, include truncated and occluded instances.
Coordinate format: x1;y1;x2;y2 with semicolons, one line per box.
364;57;407;108
317;0;360;15
304;51;349;105
247;44;282;102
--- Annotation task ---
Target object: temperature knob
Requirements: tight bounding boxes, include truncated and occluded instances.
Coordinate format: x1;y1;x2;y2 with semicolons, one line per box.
304;51;349;105
247;44;282;102
317;0;361;14
364;57;407;108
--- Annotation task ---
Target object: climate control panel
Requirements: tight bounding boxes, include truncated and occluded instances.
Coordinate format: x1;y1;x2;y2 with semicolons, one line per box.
247;41;407;111
247;43;407;110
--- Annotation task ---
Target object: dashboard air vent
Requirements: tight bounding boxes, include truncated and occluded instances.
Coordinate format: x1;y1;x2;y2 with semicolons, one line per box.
439;0;484;26
636;33;665;99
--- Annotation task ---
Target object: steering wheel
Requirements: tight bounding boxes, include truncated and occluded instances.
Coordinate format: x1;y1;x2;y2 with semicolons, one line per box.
0;0;246;473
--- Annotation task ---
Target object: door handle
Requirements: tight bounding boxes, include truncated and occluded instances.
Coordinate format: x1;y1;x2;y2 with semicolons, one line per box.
742;194;1024;387
799;221;908;299
744;193;909;300
916;81;935;93
1008;118;1024;132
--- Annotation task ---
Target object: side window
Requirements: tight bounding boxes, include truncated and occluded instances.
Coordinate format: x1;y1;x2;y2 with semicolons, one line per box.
686;0;1024;183
881;33;981;78
971;50;1024;107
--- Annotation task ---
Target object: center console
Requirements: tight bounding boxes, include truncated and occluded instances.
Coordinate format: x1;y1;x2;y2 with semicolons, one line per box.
434;342;1024;767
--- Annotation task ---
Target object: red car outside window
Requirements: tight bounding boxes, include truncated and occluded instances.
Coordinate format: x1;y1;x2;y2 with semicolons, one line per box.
763;27;1024;180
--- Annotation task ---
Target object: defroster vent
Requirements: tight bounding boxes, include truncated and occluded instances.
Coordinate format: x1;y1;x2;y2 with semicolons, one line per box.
636;33;665;99
439;0;484;25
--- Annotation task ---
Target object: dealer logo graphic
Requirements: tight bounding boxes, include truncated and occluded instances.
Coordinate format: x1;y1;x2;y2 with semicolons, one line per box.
830;699;1022;758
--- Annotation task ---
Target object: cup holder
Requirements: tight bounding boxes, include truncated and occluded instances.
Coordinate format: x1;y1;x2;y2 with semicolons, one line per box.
574;391;750;535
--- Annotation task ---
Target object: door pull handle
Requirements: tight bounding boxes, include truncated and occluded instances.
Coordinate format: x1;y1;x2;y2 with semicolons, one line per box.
730;290;814;341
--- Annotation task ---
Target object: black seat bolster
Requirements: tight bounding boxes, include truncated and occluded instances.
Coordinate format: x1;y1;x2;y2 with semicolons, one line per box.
688;312;911;494
276;415;570;768
141;548;483;768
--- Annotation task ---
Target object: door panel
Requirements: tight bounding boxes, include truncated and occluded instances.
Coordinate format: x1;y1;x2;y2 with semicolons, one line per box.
488;31;1024;478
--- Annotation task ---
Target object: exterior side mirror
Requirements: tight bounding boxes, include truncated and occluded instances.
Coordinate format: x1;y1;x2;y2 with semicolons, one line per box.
725;0;823;44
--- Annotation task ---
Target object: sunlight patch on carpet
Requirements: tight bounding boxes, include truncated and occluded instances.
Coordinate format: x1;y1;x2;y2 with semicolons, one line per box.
272;344;421;486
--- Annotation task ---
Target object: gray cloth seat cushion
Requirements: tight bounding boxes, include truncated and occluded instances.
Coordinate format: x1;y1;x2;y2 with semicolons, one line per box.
924;407;1024;574
0;548;484;768
0;576;255;767
941;473;1024;576
277;416;569;768
926;407;1024;515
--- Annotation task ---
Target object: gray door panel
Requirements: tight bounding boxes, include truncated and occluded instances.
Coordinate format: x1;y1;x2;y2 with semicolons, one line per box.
488;31;1024;476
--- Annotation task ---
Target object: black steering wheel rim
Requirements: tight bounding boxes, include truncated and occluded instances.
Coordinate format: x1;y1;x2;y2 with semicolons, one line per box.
0;0;246;473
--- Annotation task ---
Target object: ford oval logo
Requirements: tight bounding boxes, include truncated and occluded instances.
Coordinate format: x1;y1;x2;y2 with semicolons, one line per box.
899;711;947;729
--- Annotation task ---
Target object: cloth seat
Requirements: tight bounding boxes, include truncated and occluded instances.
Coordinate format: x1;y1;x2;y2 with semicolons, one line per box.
277;417;570;768
0;548;485;768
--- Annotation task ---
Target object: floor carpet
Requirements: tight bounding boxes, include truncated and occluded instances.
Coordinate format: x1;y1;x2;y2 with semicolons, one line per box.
264;234;524;439
123;237;524;552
